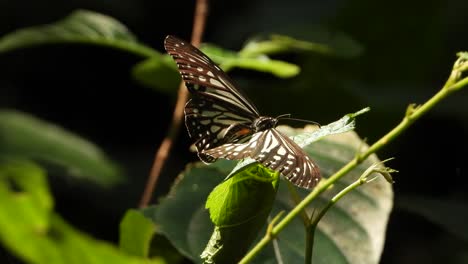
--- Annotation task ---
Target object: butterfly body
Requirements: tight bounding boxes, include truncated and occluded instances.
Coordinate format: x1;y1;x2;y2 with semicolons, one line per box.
252;116;278;132
165;35;321;189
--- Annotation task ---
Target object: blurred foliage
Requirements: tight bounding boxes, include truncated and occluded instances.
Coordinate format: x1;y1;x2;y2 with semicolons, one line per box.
0;110;122;186
0;160;164;264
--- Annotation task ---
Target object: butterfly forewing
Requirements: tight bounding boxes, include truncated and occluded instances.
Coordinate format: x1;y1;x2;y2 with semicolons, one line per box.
204;129;320;189
164;35;260;117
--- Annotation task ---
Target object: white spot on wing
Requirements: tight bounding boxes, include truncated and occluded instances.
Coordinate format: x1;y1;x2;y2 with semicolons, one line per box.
235;146;246;151
209;78;223;87
277;147;287;155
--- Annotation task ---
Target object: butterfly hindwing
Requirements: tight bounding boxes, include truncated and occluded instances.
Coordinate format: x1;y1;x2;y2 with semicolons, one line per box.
259;129;320;189
185;97;254;163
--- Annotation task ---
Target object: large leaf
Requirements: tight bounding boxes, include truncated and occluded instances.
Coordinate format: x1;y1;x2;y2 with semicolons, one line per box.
0;9;157;57
0;160;163;264
145;127;393;263
0;110;122;186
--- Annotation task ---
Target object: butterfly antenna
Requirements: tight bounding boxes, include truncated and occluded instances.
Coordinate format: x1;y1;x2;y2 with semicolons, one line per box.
277;115;321;128
276;113;291;119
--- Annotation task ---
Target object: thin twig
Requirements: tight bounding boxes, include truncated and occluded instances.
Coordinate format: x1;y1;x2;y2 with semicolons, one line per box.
139;0;209;208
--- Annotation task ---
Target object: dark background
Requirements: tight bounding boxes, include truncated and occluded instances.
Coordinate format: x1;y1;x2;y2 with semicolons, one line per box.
0;0;467;263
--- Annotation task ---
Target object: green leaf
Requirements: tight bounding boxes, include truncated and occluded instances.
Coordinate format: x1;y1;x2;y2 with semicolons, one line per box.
201;164;280;263
241;29;363;58
0;9;157;57
0;160;164;264
0;110;122;186
119;209;156;257
131;55;181;94
0;160;59;263
201;44;300;78
145;127;393;263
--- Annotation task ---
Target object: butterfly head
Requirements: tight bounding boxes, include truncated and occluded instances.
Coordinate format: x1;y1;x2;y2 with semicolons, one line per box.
253;116;278;132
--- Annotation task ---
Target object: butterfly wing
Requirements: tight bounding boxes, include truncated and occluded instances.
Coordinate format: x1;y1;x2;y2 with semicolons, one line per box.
203;129;321;189
185;98;255;163
164;35;259;116
164;35;261;161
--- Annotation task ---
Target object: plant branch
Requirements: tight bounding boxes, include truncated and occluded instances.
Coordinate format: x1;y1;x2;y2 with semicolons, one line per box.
139;0;209;208
305;225;314;264
239;53;468;263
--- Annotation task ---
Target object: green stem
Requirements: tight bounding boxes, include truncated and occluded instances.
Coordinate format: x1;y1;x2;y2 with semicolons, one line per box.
238;56;468;264
305;225;314;264
311;178;363;228
450;76;468;91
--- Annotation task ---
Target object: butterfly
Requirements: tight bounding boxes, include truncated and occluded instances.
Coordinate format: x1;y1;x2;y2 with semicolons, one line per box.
164;35;320;189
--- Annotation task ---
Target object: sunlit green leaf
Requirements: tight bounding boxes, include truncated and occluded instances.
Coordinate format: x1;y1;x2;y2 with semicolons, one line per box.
119;209;156;257
0;110;122;186
0;160;163;264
